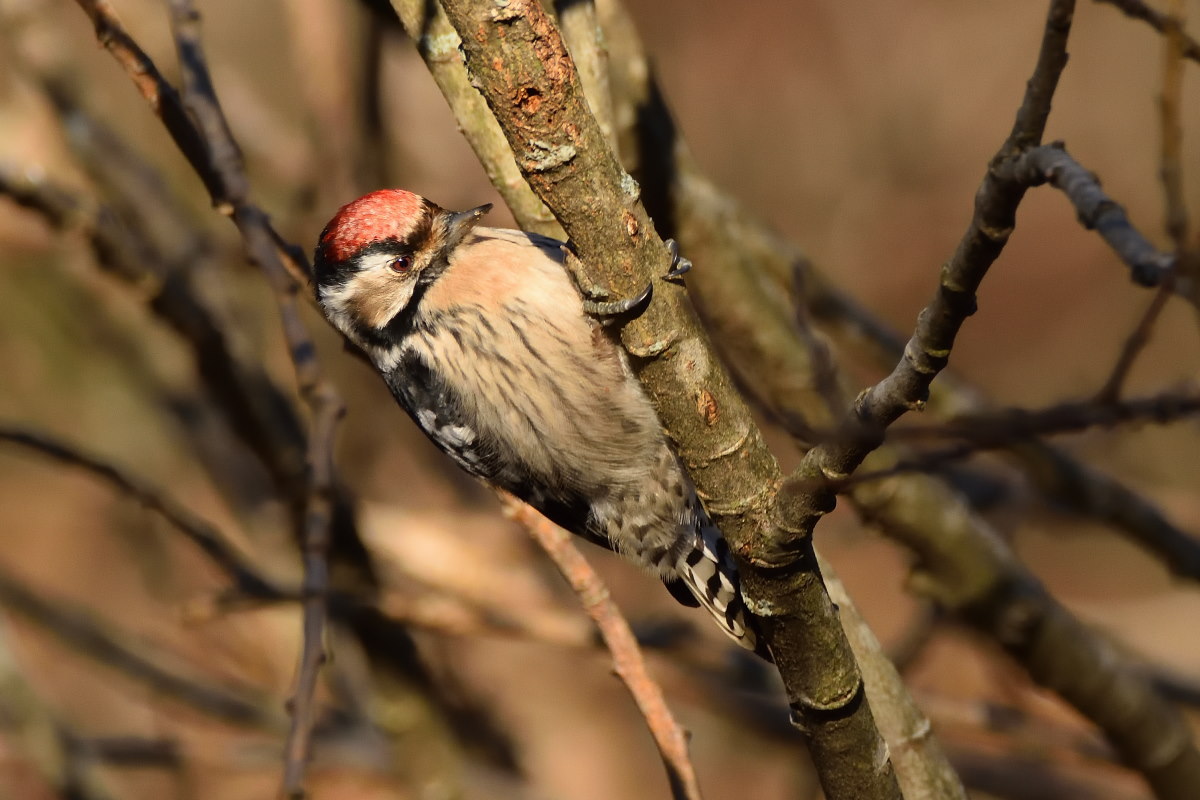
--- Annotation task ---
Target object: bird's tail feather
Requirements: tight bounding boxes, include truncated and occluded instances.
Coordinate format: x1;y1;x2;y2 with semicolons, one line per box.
675;517;771;660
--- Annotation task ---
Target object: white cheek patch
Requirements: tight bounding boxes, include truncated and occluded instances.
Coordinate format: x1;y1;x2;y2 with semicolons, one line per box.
318;284;358;339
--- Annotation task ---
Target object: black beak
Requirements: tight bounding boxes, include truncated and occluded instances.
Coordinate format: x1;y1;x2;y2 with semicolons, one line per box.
444;203;493;249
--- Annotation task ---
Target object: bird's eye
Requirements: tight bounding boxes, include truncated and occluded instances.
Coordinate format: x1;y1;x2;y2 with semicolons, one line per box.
388;255;412;273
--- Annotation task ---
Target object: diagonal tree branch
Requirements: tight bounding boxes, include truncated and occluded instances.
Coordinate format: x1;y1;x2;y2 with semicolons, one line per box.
775;0;1078;538
71;1;313;288
504;497;703;800
998;143;1177;289
431;2;901;799
0;564;282;730
0;425;281;600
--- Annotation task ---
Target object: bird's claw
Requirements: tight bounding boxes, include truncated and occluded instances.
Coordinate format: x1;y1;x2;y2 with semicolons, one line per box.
569;239;688;322
664;239;692;280
582;281;654;320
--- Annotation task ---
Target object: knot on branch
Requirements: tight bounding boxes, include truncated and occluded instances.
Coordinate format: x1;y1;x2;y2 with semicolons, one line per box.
788;680;867;733
758;473;831;568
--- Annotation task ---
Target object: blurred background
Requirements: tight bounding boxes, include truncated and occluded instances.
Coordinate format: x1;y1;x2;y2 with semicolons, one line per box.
0;0;1198;798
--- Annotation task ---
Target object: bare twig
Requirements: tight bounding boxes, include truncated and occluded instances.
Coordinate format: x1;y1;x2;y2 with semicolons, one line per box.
1095;282;1175;402
0;565;281;728
771;0;1076;597
71;0;312;289
791;247;1200;594
502;497;703;800
160;4;344;797
1096;0;1200;63
887;389;1200;449
0;425;281;600
839;390;1200;583
998;144;1176;289
1093;0;1198;405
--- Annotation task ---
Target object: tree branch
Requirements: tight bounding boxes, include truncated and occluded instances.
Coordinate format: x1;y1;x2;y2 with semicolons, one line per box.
432;1;900;797
775;0;1078;538
0;425;281;600
887;389;1200;449
998;144;1176;288
71;0;312;288
161;3;343;796
0;564;281;729
819;554;968;800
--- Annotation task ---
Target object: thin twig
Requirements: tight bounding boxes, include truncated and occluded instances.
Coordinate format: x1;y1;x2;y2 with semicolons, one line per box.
71;0;312;289
845;390;1200;506
145;1;344;794
792;228;1199;591
1096;0;1200;63
887;389;1200;447
0;565;280;729
502;497;704;800
1093;0;1200;405
998;143;1177;288
161;4;340;797
1095;282;1176;402
774;0;1076;584
0;426;281;600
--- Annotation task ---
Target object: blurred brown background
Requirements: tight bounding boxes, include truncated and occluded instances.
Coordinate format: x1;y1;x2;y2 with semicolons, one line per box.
0;1;1198;798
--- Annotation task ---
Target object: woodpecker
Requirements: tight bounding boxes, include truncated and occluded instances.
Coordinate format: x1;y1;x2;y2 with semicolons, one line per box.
314;189;764;656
